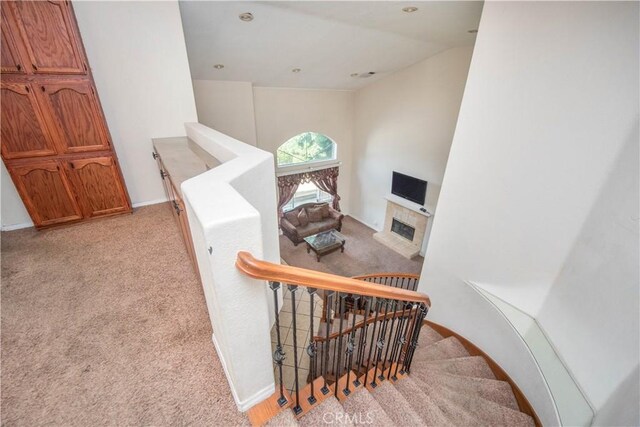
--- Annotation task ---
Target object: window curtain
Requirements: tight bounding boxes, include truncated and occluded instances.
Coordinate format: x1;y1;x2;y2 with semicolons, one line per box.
277;166;341;217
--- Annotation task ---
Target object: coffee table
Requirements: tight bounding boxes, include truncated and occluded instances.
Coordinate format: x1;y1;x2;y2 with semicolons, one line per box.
304;229;346;262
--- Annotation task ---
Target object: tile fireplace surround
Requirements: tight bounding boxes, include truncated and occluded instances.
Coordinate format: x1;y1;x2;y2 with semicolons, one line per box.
374;198;431;259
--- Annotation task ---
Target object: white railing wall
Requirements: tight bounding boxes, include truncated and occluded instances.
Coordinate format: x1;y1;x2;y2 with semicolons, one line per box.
181;123;280;411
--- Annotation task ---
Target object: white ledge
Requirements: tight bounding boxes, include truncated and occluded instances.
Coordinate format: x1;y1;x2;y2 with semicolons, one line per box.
384;193;432;217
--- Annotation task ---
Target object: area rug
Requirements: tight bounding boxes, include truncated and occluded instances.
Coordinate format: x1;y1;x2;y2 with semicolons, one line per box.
279;216;424;277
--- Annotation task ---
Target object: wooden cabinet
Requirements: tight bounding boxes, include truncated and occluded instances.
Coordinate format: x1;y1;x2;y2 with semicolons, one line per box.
38;80;110;153
1;1;131;229
1;6;26;74
1;82;58;159
7;160;83;227
65;156;129;218
6;0;86;75
153;150;199;272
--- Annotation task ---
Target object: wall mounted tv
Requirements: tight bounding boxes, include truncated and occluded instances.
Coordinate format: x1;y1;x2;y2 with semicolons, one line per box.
391;172;427;205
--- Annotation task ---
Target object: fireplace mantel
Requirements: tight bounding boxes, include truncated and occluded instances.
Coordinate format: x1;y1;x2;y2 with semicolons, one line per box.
384;194;432;218
374;198;431;259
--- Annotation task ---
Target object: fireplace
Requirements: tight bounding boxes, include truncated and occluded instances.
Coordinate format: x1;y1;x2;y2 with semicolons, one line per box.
391;218;415;241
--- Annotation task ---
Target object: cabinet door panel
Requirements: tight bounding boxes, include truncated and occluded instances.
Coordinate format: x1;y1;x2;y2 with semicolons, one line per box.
8;160;82;227
66;156;130;217
38;81;110;153
1;82;58;159
10;0;85;74
1;5;26;74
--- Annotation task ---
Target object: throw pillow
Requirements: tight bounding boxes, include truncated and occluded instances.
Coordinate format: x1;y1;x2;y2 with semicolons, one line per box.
284;211;300;226
297;209;310;227
307;206;323;222
318;204;330;218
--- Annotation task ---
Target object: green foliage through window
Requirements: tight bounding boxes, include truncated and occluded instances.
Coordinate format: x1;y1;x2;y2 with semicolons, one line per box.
276;132;336;167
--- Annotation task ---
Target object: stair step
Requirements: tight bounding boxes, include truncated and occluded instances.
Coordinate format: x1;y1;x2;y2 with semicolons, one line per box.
418;325;445;346
414;371;519;410
415;356;496;379
298;396;353;426
394;376;458;426
340;386;395;427
414;336;469;361
421;380;535;426
370;380;424;426
265;408;299;427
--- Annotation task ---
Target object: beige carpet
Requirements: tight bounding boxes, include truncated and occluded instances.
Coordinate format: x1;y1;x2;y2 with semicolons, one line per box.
279;216;424;277
1;204;248;426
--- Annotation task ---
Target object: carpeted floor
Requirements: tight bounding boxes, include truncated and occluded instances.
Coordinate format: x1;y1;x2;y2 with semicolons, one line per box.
279;216;424;277
1;204;248;426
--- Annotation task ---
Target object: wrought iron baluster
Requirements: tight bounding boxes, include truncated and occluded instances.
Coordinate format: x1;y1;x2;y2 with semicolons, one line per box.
342;295;359;396
380;300;399;380
269;281;288;407
353;296;371;387
371;299;392;387
307;288;318;405
389;300;409;380
404;303;429;373
288;285;302;415
364;299;382;387
321;291;333;395
399;303;417;375
334;293;346;398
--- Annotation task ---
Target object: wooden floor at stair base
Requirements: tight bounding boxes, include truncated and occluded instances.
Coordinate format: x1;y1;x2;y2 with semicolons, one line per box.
330;370;362;401
293;376;332;419
247;388;293;427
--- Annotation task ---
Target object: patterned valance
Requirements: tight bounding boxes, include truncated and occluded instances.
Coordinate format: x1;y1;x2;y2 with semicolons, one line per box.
277;166;340;188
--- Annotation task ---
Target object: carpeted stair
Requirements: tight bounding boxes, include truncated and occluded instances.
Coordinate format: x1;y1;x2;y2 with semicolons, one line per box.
266;324;535;426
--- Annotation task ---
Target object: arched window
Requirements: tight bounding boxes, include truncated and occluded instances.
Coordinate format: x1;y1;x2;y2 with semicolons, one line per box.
276;132;336;167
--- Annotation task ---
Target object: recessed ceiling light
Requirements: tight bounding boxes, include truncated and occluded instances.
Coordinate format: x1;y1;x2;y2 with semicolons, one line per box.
402;6;418;13
213;64;224;69
350;73;359;77
239;12;254;22
292;68;301;73
468;29;478;34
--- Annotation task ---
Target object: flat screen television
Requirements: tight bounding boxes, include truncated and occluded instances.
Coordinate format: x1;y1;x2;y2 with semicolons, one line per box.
392;172;427;205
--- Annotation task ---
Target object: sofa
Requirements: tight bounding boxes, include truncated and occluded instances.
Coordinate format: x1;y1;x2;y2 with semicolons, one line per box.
280;202;344;245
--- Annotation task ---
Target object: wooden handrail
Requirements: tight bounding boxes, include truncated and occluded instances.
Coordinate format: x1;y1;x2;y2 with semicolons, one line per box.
352;273;420;280
236;251;431;306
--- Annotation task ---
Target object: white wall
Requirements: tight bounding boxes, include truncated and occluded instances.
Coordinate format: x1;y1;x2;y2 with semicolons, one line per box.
350;46;473;236
253;87;355;214
193;80;257;146
421;1;639;425
76;1;196;204
181;123;279;411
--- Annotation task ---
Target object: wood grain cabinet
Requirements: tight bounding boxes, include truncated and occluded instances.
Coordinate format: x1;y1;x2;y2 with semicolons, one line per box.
5;0;86;75
65;156;130;218
7;160;83;227
38;80;111;153
1;0;131;229
1;82;58;159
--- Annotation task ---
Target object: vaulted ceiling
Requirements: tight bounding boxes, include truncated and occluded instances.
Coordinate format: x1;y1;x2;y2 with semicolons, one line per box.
179;1;483;90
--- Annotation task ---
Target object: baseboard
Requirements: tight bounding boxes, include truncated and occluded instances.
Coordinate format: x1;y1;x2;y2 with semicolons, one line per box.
211;333;275;412
132;197;168;208
1;221;33;231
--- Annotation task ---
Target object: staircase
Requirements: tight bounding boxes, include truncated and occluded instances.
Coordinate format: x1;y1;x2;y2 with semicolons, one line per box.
235;252;539;427
265;325;534;426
